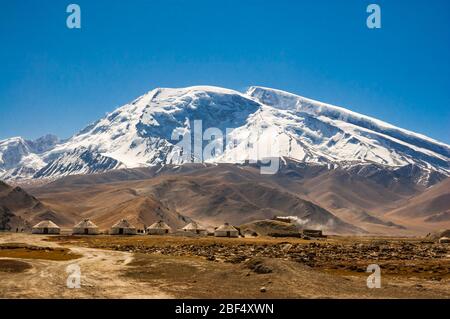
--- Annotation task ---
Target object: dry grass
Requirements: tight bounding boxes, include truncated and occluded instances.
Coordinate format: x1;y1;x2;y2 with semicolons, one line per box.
47;234;314;247
47;234;439;247
0;259;32;273
0;243;81;261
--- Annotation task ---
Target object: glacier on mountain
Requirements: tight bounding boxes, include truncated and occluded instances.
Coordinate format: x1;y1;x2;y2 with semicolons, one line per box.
0;86;448;181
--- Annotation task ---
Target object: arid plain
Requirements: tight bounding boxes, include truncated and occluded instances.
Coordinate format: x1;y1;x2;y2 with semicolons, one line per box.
0;232;448;299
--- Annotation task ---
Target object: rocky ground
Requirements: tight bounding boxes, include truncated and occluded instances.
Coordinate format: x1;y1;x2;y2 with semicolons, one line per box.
49;235;450;281
0;233;449;298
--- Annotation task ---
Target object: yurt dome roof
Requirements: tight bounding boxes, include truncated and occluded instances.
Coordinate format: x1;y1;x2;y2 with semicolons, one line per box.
148;220;171;229
33;220;60;229
182;222;206;231
74;219;98;228
216;222;238;232
112;219;135;229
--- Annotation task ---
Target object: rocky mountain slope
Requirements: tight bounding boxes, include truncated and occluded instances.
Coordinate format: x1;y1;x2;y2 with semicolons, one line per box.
26;161;449;235
0;180;64;230
386;178;450;223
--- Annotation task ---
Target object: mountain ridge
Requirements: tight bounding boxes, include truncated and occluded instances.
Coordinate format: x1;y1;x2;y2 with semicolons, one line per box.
1;85;448;182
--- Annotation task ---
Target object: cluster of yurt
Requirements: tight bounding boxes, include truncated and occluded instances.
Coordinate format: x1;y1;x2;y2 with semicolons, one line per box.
31;218;242;238
147;220;172;235
32;220;61;234
73;219;100;235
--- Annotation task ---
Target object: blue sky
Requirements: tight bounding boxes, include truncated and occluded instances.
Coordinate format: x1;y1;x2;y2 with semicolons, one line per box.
0;0;449;143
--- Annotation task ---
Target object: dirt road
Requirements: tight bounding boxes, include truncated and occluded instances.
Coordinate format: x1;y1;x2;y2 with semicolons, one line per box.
0;233;171;298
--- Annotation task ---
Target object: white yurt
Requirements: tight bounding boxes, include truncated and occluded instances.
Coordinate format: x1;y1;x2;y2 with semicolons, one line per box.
214;223;239;238
111;219;137;235
147;220;171;235
182;222;207;236
32;220;60;234
73;219;99;235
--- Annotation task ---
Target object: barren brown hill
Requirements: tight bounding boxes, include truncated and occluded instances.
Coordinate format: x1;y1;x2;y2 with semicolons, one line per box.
30;182;191;230
0;180;68;230
23;161;450;235
386;178;450;226
31;179;362;234
24;164;375;234
143;172;362;233
288;169;420;234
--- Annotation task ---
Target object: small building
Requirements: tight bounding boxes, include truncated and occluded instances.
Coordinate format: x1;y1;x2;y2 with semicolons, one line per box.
32;220;60;235
214;223;239;238
73;219;99;235
111;219;136;235
182;222;207;236
147;220;171;235
439;237;450;244
243;229;258;238
302;229;325;238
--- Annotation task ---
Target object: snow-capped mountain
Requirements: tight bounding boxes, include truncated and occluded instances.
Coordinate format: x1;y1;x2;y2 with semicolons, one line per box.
0;134;58;180
0;86;449;181
243;87;449;171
